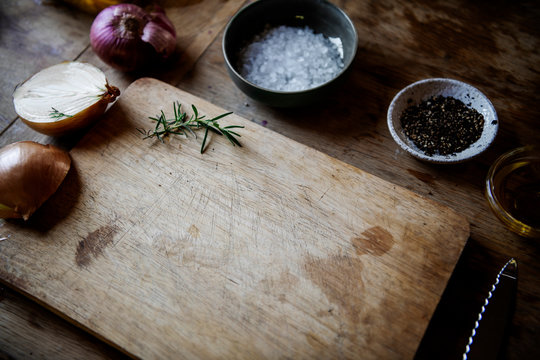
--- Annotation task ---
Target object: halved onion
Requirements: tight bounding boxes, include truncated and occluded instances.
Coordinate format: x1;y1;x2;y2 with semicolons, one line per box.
0;141;71;220
13;62;120;136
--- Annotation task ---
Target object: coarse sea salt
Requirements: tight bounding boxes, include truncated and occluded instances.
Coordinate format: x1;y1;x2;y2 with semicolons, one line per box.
239;25;344;92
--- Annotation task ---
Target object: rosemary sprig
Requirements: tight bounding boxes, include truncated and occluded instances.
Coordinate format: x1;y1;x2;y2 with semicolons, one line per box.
138;102;244;154
49;107;73;120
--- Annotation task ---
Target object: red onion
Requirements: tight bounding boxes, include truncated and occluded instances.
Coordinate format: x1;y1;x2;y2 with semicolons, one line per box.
90;4;176;72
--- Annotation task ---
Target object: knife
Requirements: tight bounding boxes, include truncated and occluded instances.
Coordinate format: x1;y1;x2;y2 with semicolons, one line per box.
462;258;518;360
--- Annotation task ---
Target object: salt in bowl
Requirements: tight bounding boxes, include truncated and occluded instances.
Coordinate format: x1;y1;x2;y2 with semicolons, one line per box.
387;78;499;164
222;0;358;107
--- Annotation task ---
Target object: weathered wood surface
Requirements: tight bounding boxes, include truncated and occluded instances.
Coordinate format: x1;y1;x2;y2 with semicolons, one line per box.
0;78;470;359
0;286;129;360
0;0;539;359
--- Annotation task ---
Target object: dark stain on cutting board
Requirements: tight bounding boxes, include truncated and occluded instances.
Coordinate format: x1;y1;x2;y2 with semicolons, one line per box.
76;225;119;267
304;227;394;331
352;226;394;257
304;254;364;325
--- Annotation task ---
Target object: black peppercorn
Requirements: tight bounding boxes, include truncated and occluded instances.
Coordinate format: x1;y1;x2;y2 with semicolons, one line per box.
400;96;484;156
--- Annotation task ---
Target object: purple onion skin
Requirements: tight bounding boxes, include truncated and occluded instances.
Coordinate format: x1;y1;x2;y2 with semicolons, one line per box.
90;4;176;72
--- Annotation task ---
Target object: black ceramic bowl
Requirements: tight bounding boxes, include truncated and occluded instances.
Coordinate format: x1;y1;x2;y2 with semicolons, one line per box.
222;0;358;107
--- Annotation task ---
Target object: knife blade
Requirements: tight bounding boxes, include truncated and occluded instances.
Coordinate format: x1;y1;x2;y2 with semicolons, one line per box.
462;258;518;360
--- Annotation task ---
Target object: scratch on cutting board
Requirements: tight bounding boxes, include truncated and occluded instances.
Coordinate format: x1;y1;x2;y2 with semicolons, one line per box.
75;225;119;267
297;184;313;207
319;186;332;201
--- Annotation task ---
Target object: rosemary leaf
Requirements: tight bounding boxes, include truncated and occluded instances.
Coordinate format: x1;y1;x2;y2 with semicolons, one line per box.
201;127;210;153
226;130;242;137
209;111;233;122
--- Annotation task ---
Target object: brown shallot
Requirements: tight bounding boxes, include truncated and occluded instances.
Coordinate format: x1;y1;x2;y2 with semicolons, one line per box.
0;141;71;220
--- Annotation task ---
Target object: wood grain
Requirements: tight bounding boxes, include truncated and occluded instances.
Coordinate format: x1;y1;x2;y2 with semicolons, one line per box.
0;78;469;359
0;285;129;360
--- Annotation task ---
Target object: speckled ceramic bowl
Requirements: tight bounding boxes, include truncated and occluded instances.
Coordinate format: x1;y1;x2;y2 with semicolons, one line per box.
222;0;358;107
387;78;498;164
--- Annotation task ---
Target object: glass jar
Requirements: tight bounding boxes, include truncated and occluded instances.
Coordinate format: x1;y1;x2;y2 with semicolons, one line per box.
486;145;540;238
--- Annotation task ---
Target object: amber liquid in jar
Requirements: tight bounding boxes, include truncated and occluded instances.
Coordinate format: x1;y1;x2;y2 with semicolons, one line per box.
493;159;540;228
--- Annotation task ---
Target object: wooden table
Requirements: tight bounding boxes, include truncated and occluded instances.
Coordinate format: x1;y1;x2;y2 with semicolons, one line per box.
0;0;538;359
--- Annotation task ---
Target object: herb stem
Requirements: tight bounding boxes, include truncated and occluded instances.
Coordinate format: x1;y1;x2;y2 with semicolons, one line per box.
138;102;243;153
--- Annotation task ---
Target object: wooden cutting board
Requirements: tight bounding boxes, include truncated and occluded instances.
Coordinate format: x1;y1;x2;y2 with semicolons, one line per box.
0;78;469;359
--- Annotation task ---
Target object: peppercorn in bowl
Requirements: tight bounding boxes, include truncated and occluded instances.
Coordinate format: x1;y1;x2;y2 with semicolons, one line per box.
387;78;499;164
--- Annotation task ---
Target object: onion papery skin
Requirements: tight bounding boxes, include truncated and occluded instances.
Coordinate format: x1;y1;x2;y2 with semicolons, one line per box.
90;4;177;72
0;141;71;221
